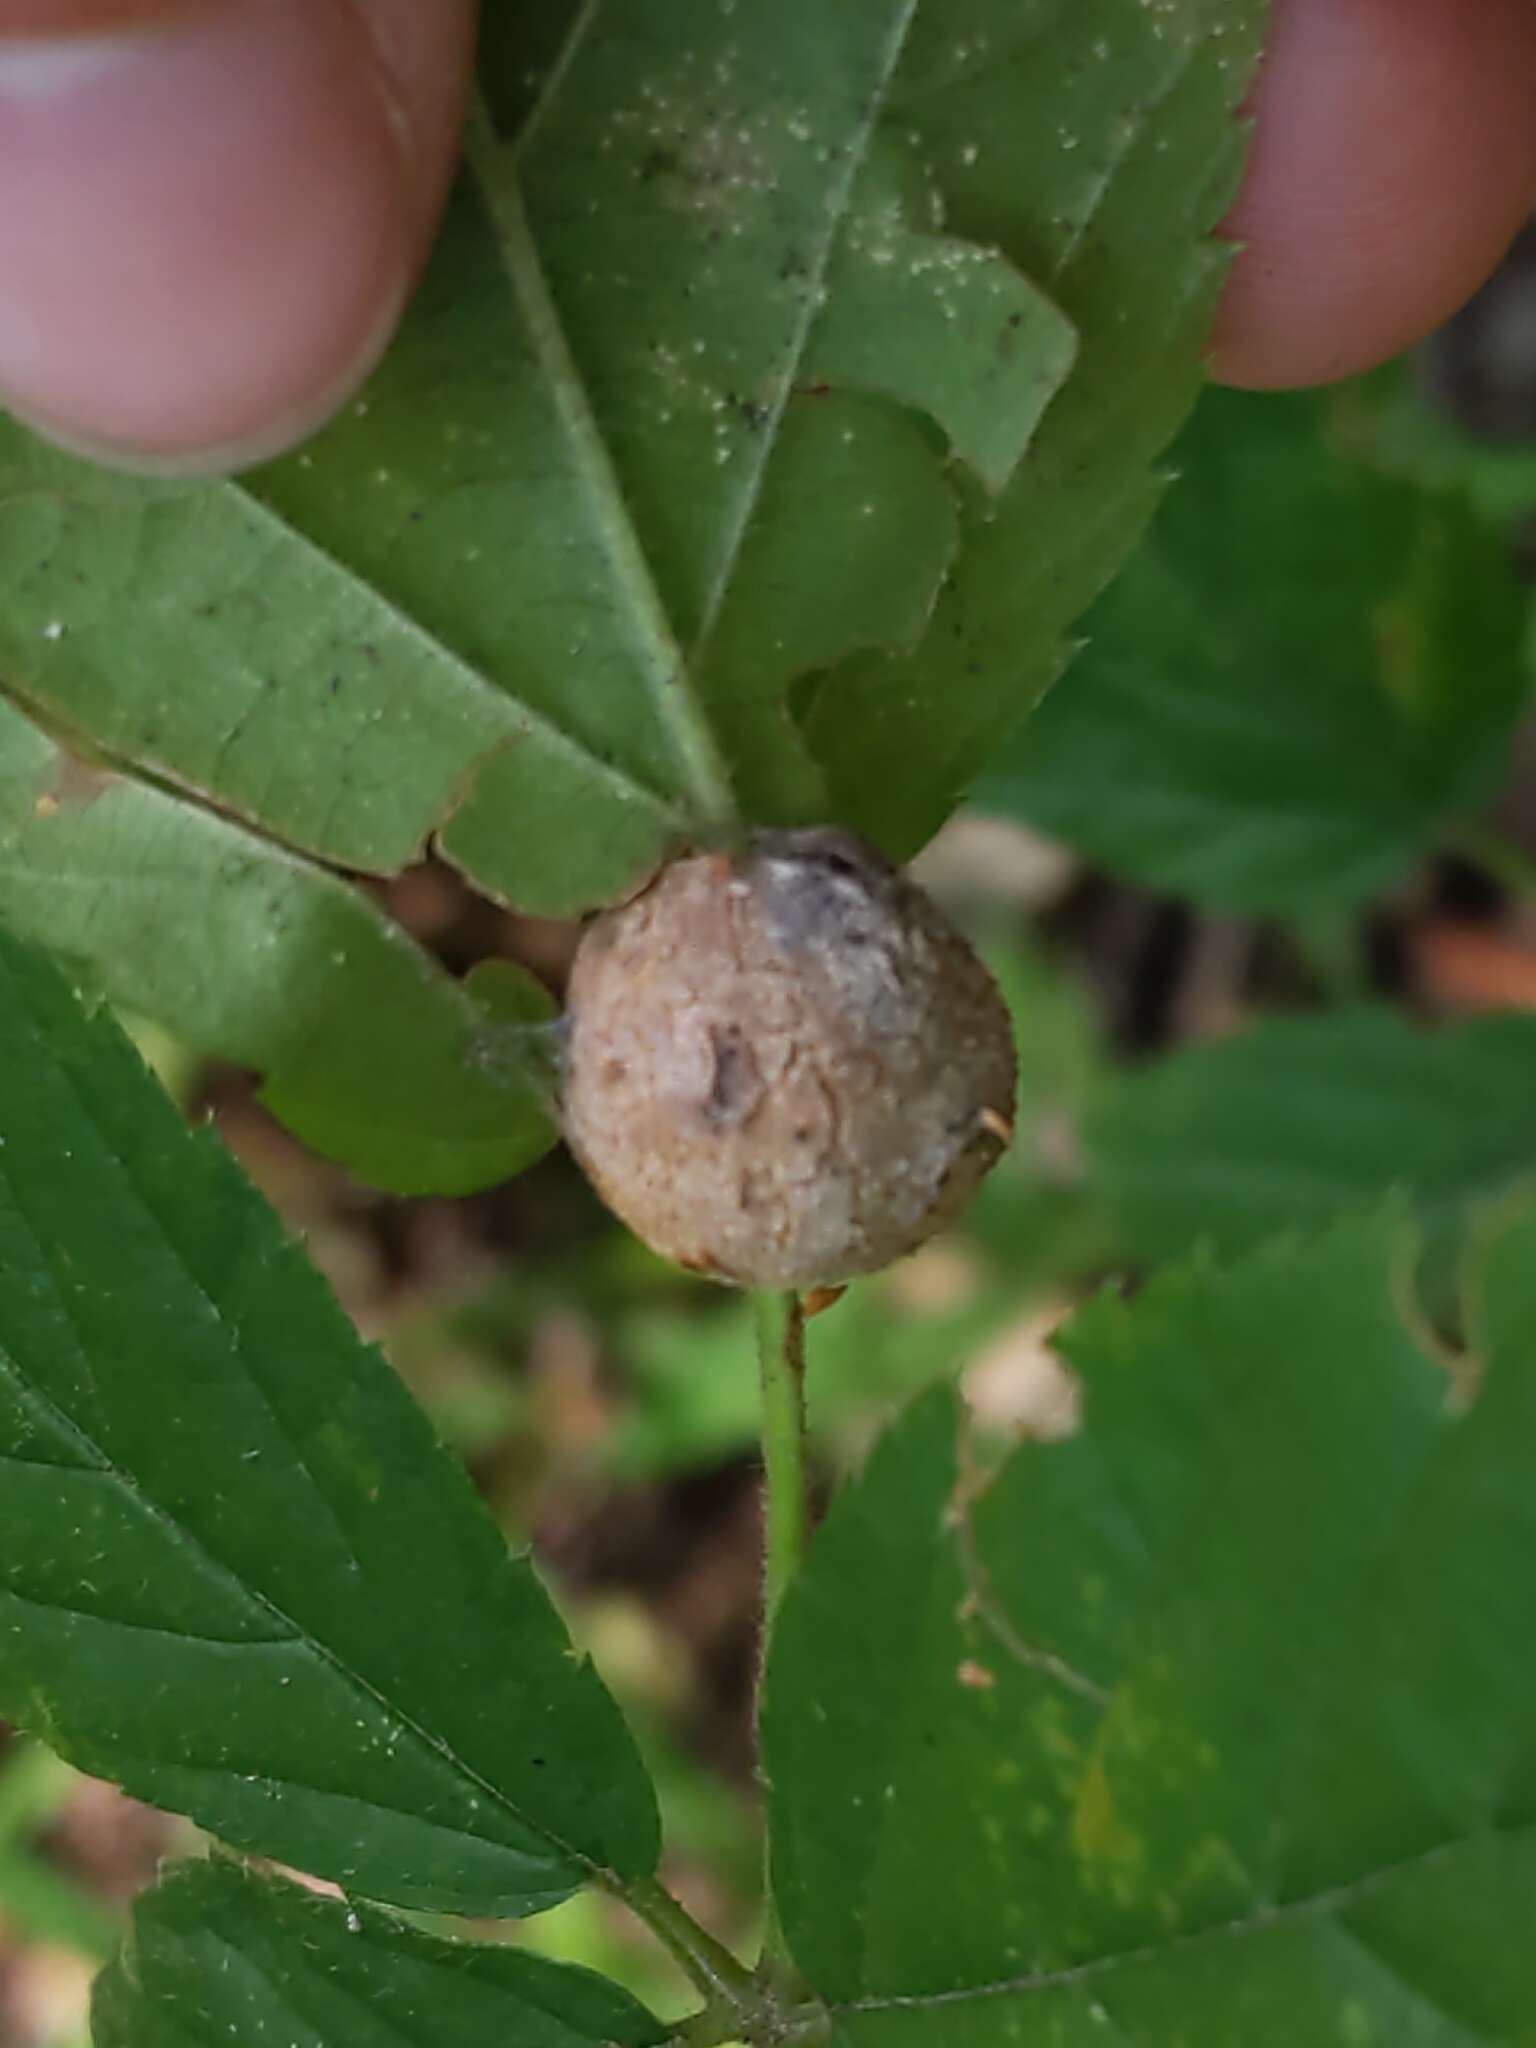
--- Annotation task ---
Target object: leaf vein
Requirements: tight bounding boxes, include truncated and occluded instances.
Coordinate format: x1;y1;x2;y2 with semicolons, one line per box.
0;1584;293;1654
1050;29;1202;282
688;0;921;668
505;0;602;167
463;96;738;836
833;1825;1534;2017
225;474;687;839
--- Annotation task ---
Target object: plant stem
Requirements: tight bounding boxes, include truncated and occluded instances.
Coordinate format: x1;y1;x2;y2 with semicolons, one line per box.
752;1290;815;2001
597;1311;820;2037
602;1315;826;2042
754;1291;810;1632
615;1873;760;2018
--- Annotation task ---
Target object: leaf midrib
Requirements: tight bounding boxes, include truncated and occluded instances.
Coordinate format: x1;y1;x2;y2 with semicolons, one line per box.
686;0;922;668
224;473;689;835
833;1821;1533;2019
463;94;738;839
466;1;924;830
0;475;688;851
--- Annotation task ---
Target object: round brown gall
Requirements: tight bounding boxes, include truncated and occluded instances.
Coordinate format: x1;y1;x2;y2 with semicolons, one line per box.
561;828;1017;1290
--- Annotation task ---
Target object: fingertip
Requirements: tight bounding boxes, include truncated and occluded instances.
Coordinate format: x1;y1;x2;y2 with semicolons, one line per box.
0;0;471;474
1210;0;1536;390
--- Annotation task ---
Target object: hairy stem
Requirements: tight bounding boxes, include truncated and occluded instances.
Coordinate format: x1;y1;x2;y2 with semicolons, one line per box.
752;1289;815;1999
592;1309;820;2040
754;1291;810;1632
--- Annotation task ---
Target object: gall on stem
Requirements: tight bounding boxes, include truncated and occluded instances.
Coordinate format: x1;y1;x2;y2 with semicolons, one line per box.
561;827;1017;1291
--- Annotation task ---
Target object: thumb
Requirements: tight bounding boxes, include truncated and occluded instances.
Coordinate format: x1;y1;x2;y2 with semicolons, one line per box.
0;0;478;475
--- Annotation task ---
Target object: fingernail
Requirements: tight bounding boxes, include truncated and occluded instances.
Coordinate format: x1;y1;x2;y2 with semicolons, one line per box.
0;0;414;471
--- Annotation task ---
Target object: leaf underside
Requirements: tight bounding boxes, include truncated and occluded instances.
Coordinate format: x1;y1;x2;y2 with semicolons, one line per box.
762;1207;1536;2042
0;925;658;1917
0;0;1265;1188
0;695;558;1194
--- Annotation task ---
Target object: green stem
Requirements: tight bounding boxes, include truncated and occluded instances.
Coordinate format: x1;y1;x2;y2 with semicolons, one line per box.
615;1874;760;2018
620;1873;832;2046
754;1291;810;1632
603;1298;827;2044
752;1290;815;2001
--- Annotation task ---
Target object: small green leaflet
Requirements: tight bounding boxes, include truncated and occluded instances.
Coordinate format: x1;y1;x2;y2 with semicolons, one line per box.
0;924;658;1915
762;1209;1536;2041
0;1;1265;1191
980;384;1531;914
93;1860;669;2048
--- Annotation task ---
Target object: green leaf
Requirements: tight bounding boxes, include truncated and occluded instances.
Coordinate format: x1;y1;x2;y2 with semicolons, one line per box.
1089;1006;1536;1266
763;1208;1536;2040
979;384;1532;913
0;4;1265;1190
0;198;685;920
0;0;1263;906
0;925;658;1915
93;1860;668;2048
806;0;1268;855
0;694;557;1194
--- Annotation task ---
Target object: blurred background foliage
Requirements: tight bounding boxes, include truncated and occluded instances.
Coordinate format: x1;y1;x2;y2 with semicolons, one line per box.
5;226;1536;2048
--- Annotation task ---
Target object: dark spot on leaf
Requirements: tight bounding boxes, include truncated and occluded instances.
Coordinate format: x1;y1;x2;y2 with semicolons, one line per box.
638;146;679;183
